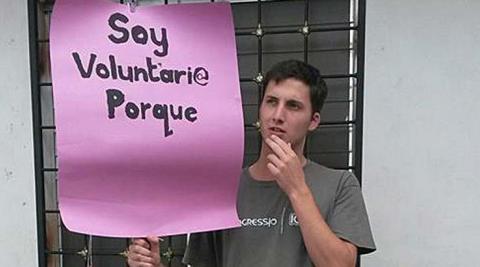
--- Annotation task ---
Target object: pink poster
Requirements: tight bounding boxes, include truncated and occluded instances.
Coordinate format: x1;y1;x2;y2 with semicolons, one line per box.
50;0;243;237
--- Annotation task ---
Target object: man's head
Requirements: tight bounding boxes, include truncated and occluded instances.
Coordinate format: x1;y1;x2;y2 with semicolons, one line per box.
259;60;328;149
262;60;328;115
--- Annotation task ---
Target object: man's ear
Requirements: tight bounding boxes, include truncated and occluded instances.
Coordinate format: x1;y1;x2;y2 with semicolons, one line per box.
308;112;321;131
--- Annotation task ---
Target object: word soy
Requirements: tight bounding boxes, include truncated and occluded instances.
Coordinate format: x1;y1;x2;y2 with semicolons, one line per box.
108;12;168;57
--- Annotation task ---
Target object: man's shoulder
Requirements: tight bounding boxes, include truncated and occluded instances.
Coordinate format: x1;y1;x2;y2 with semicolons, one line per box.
305;160;348;178
305;160;358;189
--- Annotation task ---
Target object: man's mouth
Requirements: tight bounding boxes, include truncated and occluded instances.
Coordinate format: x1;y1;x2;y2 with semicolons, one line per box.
269;127;286;133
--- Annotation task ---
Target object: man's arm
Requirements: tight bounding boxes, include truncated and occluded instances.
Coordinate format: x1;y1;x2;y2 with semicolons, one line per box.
290;186;357;267
265;135;357;267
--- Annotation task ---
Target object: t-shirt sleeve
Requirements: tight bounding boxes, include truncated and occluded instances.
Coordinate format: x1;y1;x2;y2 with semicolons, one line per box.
328;171;376;254
182;231;221;267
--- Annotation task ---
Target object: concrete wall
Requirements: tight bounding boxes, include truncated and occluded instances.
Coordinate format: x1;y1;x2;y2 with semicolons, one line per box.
362;1;480;266
0;0;39;266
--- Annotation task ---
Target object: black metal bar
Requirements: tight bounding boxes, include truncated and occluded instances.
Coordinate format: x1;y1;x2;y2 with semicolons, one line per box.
303;0;309;63
234;0;303;4
242;73;356;81
308;25;359;33
47;250;126;256
302;0;311;156
257;0;262;27
246;98;352;105
45;210;60;213
240;78;255;83
83;235;89;267
356;0;366;186
243;98;352;106
355;0;366;264
167;237;172;267
236;25;357;36
242;104;260;108
245;150;351;156
124;238;130;267
237;47;353;57
304;0;309;25
267;26;357;35
322;73;357;79
324;99;354;104
318;120;356;126
331;166;355;171
256;0;263;73
29;1;47;267
245;120;355;130
235;21;355;31
235;29;255;36
256;0;263;156
309;150;352;155
303;32;309;62
46;250;83;256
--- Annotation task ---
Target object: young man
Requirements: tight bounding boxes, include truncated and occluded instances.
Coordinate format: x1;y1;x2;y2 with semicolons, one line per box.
127;60;376;267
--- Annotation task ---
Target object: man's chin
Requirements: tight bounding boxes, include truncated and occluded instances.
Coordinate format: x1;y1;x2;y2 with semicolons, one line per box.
275;133;288;142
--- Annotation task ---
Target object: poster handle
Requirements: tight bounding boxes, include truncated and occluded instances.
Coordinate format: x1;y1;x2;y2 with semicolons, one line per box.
127;0;138;13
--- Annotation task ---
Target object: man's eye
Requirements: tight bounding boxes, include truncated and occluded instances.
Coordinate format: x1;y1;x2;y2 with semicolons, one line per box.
288;103;300;109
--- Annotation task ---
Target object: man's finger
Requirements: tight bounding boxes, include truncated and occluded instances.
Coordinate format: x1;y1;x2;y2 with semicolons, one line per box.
265;136;288;160
129;244;153;257
267;153;284;170
128;250;156;264
271;135;296;156
146;236;160;254
267;162;280;176
133;238;150;249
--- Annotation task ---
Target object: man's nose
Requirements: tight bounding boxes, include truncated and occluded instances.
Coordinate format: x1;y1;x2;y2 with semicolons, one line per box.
272;104;285;123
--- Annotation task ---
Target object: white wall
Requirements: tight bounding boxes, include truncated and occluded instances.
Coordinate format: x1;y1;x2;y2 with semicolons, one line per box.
362;1;480;266
0;0;39;266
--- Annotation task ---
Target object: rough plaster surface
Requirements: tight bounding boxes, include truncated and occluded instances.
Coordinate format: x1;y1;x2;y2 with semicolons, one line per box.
362;1;480;266
0;1;39;266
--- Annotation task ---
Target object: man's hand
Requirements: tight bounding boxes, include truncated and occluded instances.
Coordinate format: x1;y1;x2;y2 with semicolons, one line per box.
265;134;309;197
127;236;162;267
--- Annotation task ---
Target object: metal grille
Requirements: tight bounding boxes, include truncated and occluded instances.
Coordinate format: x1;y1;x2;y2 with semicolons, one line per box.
29;0;366;266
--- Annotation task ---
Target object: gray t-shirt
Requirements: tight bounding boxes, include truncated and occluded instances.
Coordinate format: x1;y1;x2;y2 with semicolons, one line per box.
183;160;376;267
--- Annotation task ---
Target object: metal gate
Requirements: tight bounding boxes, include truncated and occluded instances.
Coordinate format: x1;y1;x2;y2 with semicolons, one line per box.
28;0;366;266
